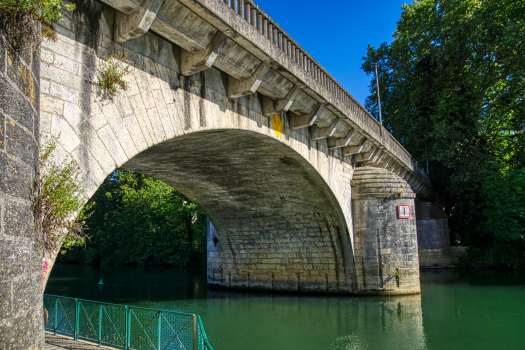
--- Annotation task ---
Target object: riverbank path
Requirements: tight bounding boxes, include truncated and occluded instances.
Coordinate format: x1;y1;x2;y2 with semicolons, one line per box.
45;334;116;350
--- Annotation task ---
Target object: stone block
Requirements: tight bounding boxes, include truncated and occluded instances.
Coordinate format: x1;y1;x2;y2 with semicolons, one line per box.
49;82;80;104
53;54;80;75
0;76;35;132
0;152;33;200
50;114;80;153
0;238;31;277
4;200;33;239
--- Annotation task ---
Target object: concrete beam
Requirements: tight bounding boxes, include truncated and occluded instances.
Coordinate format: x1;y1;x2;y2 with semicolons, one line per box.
262;85;300;116
342;138;369;156
397;167;409;178
382;156;394;169
228;62;270;99
354;146;379;163
386;160;399;172
114;0;165;43
99;0;141;15
310;118;343;140
180;31;228;76
328;128;360;149
371;149;385;164
289;103;323;129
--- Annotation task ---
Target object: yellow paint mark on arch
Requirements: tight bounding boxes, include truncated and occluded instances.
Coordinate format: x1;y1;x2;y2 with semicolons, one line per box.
271;113;284;137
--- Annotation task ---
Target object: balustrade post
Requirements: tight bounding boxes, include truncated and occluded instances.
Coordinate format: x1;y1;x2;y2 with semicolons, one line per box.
257;13;262;32
233;0;237;13
251;9;256;26
239;0;244;17
245;3;250;21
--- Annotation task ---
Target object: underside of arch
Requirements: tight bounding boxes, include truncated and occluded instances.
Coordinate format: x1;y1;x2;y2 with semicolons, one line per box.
123;129;356;293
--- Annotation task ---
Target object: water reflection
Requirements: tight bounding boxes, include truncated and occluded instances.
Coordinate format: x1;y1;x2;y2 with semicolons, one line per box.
203;290;427;350
46;265;525;350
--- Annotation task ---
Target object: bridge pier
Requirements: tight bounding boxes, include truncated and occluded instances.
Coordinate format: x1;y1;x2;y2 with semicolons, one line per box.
352;167;420;295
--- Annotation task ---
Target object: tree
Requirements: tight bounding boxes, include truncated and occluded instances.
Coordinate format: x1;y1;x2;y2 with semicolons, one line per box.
60;170;207;267
362;0;525;267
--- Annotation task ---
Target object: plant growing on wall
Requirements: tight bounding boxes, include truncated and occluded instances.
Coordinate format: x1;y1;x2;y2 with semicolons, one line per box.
32;137;90;257
97;56;129;97
0;0;75;50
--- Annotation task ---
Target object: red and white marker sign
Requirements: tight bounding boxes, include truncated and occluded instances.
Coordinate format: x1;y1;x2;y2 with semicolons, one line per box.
399;205;410;218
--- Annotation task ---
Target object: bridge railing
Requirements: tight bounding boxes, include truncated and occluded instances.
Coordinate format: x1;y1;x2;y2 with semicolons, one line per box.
43;294;213;350
214;0;432;188
217;0;369;129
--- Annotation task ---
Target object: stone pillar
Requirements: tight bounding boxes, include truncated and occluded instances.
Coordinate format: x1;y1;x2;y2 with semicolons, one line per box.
415;199;452;268
0;31;43;348
207;218;227;286
352;166;420;295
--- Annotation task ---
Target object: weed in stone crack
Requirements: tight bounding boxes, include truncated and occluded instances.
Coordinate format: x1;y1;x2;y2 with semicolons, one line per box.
97;56;129;97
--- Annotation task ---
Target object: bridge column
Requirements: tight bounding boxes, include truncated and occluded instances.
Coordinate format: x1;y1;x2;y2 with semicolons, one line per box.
0;29;44;348
352;166;421;295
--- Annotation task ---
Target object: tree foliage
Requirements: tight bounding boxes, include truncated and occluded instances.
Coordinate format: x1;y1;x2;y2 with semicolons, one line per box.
362;0;525;267
59;169;207;267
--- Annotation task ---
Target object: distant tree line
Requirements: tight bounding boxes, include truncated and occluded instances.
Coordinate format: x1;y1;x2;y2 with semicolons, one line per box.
362;0;525;268
59;169;207;267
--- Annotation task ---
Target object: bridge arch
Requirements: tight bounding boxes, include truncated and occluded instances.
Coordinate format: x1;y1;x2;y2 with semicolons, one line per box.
38;3;427;295
42;44;357;292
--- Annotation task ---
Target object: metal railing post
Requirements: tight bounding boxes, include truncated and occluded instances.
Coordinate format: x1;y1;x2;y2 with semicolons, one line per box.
99;304;103;346
124;305;129;350
158;311;162;350
193;314;198;350
54;298;58;335
75;299;79;341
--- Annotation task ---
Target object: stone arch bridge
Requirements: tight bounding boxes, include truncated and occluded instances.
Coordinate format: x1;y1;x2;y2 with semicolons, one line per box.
39;0;448;295
0;4;453;337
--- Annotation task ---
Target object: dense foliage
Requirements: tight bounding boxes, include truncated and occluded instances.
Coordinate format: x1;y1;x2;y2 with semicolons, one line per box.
59;170;207;267
362;0;525;267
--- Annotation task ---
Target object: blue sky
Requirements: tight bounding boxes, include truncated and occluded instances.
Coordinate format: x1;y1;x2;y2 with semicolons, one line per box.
254;0;410;107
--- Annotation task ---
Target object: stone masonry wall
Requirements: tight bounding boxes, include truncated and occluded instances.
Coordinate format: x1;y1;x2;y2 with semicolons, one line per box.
0;29;44;349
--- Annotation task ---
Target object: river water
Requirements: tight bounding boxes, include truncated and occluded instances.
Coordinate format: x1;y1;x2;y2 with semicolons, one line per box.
45;264;525;350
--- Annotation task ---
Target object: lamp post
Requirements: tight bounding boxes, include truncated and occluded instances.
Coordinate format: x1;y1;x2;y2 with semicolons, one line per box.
372;63;383;128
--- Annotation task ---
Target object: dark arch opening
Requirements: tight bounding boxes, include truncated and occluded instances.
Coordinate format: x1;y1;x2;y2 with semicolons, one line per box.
120;129;355;293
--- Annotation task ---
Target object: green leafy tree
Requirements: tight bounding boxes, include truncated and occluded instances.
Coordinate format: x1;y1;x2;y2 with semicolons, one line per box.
60;169;207;267
362;0;525;267
481;169;525;269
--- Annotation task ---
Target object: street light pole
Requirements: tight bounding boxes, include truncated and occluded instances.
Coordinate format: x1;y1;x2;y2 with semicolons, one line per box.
372;63;383;128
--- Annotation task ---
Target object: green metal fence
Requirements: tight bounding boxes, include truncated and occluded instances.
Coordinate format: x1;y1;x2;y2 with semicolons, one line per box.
43;294;213;350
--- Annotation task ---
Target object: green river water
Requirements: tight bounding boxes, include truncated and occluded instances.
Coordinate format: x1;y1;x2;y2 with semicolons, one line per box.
45;264;525;350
